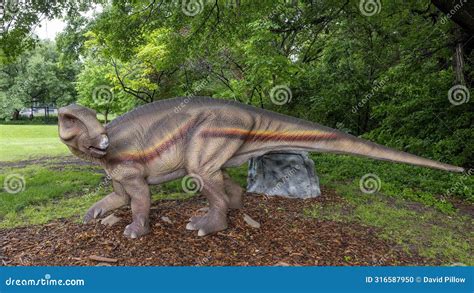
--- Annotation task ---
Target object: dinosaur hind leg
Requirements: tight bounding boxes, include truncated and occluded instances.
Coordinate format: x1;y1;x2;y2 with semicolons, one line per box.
185;170;229;236
184;124;245;236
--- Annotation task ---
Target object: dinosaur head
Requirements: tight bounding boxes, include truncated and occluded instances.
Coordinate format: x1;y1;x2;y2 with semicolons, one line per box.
58;104;109;159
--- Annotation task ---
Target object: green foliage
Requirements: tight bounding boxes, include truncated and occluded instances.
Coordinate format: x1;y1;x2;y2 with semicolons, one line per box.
0;91;23;120
0;0;100;62
75;59;126;123
0;41;79;119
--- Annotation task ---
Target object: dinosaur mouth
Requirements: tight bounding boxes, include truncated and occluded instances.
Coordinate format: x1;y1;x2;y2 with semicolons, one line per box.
88;146;107;156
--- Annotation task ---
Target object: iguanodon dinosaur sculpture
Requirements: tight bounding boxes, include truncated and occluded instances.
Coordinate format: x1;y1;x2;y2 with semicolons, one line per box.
58;96;464;238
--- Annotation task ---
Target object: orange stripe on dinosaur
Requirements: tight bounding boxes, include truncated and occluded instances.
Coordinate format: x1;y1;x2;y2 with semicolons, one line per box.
200;128;339;141
117;122;194;162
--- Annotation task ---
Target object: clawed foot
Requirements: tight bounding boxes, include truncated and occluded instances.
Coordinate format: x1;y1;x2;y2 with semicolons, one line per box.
123;221;150;239
83;192;129;224
83;205;105;223
186;209;227;236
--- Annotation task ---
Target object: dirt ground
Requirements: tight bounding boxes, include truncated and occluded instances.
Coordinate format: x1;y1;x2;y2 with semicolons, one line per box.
0;156;93;169
0;189;432;266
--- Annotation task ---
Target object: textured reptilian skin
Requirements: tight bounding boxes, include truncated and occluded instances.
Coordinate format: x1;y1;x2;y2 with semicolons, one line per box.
58;97;464;238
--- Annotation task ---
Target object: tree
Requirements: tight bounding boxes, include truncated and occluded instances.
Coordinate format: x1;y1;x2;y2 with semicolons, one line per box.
0;41;79;120
76;58;133;123
0;0;101;63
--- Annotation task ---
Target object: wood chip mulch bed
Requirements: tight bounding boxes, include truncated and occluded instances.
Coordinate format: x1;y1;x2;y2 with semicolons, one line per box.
0;189;431;266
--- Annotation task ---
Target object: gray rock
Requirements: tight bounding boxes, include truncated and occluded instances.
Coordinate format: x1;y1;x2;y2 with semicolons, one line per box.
161;216;173;224
247;151;320;198
100;214;121;227
243;213;261;228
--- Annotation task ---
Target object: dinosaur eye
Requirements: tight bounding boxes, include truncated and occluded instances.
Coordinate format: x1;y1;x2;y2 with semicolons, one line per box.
62;115;76;128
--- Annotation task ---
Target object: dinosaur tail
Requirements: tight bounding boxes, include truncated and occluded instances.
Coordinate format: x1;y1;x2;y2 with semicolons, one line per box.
241;116;464;173
304;132;464;173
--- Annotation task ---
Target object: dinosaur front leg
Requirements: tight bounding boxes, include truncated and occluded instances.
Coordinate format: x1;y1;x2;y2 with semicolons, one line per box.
83;181;130;223
121;177;151;239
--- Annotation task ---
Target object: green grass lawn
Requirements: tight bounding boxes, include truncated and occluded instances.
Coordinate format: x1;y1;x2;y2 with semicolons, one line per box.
0;124;472;265
0;164;104;227
0;125;68;161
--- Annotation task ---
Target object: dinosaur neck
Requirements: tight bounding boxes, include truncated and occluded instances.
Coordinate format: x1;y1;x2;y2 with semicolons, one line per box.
69;146;104;165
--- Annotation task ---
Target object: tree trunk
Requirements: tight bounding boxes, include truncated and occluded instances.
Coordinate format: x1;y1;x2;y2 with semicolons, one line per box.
453;27;466;86
12;109;19;120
